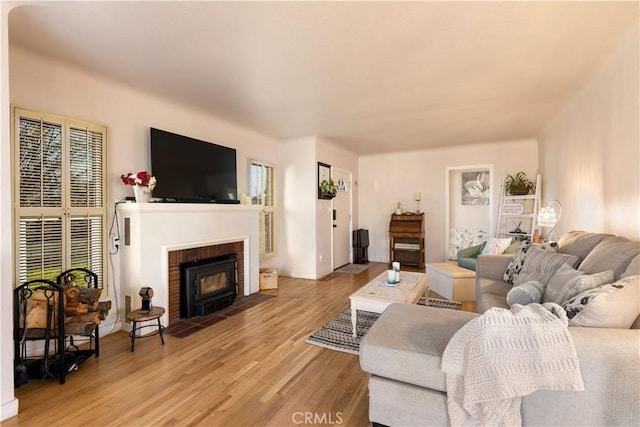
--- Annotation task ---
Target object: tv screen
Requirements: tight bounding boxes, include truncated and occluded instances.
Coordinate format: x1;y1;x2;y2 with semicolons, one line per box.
150;128;239;203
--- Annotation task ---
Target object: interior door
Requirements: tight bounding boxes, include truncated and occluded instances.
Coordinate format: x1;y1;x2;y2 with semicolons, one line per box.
332;169;352;269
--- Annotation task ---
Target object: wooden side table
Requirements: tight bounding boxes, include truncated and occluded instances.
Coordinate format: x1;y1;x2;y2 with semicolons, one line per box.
126;306;165;352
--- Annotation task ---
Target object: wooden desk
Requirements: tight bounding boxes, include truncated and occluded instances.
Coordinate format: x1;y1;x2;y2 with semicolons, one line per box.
389;213;425;269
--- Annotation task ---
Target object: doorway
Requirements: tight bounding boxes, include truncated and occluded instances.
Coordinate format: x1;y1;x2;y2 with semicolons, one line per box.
444;165;493;261
332;168;352;269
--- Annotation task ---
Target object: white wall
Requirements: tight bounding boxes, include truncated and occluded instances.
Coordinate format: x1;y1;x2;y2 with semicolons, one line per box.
278;137;317;279
1;4;19;422
316;138;359;278
8;45;280;334
538;28;640;240
358;139;537;264
277;137;359;280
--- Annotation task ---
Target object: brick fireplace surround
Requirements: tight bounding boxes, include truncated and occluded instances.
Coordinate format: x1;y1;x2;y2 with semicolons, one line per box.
167;241;244;325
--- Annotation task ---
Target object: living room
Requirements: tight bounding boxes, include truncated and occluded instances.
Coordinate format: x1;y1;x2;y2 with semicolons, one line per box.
1;1;639;425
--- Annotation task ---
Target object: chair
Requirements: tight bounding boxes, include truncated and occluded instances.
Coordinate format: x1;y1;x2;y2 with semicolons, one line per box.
456;242;486;271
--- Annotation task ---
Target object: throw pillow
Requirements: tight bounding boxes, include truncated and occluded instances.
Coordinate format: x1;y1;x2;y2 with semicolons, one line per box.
480;238;513;255
543;263;584;303
503;241;559;285
563;275;640;328
548;269;614;305
506;280;545;306
503;240;522;255
513;247;579;286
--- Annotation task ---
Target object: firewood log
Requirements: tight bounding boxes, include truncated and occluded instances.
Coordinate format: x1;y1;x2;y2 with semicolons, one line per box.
77;287;102;305
64;286;80;303
64;302;88;316
88;300;112;313
65;312;100;325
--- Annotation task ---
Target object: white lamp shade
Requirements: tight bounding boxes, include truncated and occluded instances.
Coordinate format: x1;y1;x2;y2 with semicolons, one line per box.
537;206;558;227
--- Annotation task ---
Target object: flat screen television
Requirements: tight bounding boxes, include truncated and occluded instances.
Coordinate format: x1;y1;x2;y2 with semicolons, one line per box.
150;128;239;203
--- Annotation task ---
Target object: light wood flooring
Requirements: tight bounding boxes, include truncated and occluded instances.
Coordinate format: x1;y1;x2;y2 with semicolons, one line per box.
6;262;475;427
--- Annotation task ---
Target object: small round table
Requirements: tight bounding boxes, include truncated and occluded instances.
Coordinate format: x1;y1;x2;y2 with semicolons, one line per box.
127;306;165;352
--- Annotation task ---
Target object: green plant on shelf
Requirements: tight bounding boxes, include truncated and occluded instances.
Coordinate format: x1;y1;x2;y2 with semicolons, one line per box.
505;172;536;195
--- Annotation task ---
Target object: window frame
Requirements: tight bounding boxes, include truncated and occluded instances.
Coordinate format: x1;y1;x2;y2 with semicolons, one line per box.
11;106;108;290
248;159;276;260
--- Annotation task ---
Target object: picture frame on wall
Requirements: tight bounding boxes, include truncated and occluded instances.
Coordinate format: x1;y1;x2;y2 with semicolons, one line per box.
461;171;490;205
317;162;333;200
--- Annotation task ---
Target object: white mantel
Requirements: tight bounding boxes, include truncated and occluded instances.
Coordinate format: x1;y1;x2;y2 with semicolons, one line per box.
117;202;261;329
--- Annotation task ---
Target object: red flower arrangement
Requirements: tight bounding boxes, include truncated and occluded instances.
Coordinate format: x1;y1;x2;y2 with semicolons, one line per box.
120;171;157;189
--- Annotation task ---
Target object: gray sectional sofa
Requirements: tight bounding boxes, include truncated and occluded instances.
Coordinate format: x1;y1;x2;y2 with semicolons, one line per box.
360;231;640;426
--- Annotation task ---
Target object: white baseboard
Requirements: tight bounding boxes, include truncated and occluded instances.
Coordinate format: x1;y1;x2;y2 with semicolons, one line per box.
1;397;19;422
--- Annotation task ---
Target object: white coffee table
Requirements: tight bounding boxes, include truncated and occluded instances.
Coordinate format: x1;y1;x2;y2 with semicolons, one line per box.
349;271;429;337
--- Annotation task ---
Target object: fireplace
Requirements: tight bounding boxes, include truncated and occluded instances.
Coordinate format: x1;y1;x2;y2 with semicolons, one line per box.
180;254;237;318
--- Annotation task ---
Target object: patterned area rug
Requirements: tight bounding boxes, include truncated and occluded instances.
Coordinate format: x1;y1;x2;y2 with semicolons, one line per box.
305;298;461;355
305;308;379;355
334;263;370;274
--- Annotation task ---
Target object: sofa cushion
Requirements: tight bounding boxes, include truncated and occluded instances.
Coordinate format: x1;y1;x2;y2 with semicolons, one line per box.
476;277;511;298
513;248;579;286
476;277;510;313
360;303;477;392
557;231;612;262
481;238;512;255
543;264;614;304
563;275;640;328
579;236;640;279
506;280;544;306
623;253;640;278
479;292;510;312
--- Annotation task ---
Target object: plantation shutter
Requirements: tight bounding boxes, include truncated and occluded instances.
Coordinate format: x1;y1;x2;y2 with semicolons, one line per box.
13;108;107;289
249;160;276;259
17;216;63;283
18;117;63;208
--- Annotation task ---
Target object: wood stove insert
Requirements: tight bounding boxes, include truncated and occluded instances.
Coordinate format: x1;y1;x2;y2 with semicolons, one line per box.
180;254;237;318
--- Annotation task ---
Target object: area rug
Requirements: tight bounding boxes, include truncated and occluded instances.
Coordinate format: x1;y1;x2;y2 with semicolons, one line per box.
334;263;370;274
305;308;380;355
305;298;461;355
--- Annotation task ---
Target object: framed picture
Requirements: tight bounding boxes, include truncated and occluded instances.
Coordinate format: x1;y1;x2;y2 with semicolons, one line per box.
318;162;332;199
461;171;490;205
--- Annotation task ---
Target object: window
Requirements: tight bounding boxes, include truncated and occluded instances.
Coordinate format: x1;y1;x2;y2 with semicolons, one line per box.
13;107;107;288
249;160;275;259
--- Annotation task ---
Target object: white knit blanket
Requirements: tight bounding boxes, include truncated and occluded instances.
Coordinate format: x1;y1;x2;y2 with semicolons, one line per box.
441;303;584;426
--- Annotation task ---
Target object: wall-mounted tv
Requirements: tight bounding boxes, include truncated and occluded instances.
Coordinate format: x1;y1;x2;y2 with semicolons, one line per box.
150;128;239;203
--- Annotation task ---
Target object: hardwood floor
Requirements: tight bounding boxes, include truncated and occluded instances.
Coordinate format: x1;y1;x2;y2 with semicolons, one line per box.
6;262;475;426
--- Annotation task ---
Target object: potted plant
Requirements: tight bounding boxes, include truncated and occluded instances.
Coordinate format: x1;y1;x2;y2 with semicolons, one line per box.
504;172;535;195
319;178;338;199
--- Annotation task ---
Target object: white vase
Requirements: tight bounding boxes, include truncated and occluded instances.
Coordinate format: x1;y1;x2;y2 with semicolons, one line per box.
133;185;151;203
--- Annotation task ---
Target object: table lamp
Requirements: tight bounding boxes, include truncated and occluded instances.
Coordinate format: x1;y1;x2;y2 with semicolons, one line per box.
537;200;562;241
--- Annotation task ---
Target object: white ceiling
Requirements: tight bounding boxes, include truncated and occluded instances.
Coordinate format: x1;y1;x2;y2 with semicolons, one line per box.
8;1;639;154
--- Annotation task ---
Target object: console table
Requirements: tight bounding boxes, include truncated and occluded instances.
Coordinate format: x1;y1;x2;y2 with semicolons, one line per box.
389;213;425;269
